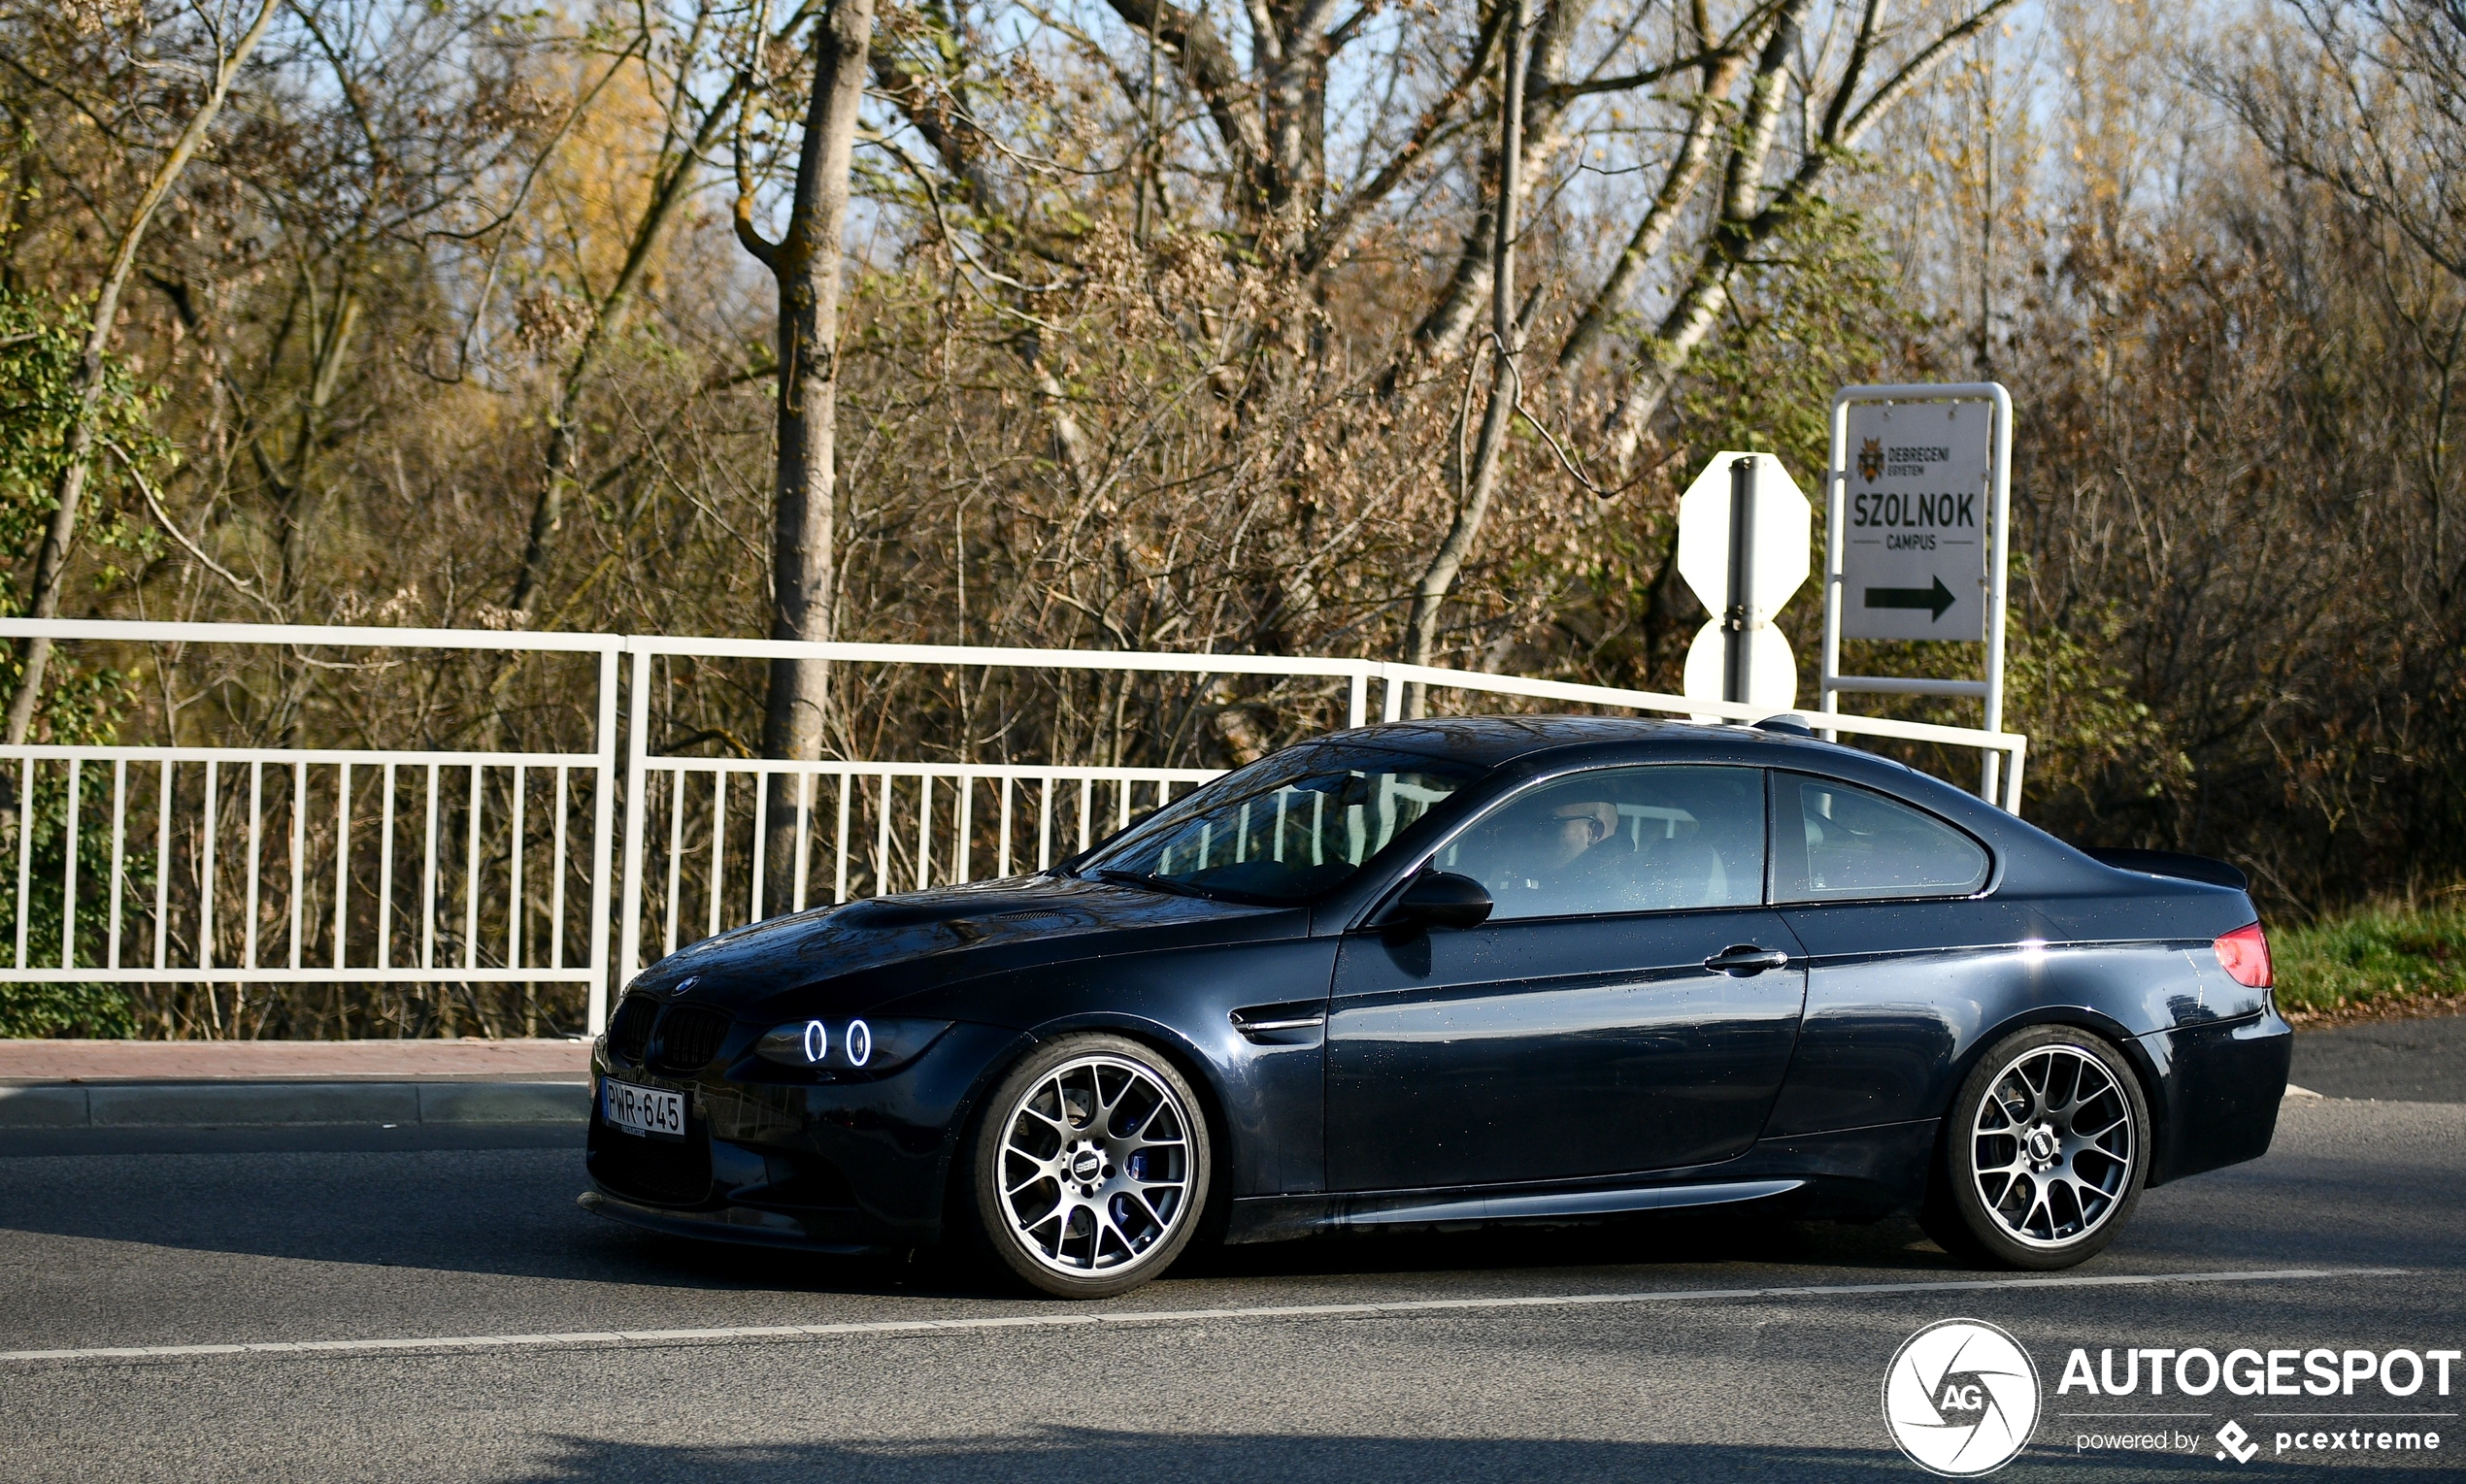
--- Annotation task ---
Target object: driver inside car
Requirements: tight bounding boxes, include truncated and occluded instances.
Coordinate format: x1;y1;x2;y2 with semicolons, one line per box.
1456;781;1741;918
1474;796;1624;908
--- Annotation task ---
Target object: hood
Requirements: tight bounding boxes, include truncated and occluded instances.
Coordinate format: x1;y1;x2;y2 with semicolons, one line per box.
622;873;1299;1022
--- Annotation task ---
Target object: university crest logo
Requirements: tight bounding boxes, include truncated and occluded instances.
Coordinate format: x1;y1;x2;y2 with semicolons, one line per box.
1858;436;1884;482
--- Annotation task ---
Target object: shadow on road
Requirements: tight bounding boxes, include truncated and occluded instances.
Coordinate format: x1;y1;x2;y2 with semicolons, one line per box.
0;1121;1971;1301
6;1097;2459;1303
505;1428;2455;1483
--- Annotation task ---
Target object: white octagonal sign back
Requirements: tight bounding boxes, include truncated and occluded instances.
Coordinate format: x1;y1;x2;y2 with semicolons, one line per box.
1676;451;1811;621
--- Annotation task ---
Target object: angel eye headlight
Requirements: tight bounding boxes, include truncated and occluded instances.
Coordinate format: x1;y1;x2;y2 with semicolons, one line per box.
754;1017;949;1074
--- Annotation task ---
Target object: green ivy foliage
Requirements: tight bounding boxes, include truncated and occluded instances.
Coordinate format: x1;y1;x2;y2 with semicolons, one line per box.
0;289;165;594
1679;201;1916;489
0;288;164;1038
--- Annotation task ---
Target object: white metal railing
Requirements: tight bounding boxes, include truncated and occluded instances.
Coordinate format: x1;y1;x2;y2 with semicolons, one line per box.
0;747;602;983
0;618;2029;1036
0;620;621;1037
621;760;1218;974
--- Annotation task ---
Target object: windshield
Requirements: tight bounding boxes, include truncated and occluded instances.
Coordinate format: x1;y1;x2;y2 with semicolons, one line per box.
1077;745;1481;904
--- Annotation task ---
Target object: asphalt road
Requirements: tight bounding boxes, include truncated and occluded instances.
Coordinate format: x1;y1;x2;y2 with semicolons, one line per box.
2291;1015;2466;1103
3;1024;2461;1482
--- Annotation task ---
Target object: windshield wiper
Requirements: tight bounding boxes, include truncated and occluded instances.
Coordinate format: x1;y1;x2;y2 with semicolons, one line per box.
1094;868;1216;900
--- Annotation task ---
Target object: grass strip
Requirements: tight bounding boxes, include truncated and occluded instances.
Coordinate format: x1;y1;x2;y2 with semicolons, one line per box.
2274;896;2466;1021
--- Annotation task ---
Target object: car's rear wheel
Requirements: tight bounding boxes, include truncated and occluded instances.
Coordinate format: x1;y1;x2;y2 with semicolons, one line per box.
1924;1024;2149;1270
967;1034;1211;1299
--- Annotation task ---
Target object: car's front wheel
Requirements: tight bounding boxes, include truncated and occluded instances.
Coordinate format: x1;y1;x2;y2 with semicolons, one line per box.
1924;1024;2149;1270
967;1034;1212;1298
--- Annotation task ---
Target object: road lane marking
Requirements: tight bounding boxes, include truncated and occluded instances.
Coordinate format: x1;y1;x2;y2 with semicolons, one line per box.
0;1266;2410;1368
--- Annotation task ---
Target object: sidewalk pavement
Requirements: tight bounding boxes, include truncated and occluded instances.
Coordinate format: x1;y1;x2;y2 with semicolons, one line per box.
0;1039;593;1131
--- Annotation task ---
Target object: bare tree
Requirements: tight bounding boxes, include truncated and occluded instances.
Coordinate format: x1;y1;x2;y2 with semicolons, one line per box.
734;0;876;765
4;0;281;743
2216;0;2466;287
1587;0;2022;473
506;5;751;619
1403;0;1530;696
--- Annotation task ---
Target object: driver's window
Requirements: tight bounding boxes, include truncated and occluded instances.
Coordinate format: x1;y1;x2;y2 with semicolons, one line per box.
1435;767;1766;922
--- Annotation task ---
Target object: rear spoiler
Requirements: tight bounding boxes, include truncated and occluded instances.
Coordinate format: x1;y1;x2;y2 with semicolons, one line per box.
2083;847;2249;892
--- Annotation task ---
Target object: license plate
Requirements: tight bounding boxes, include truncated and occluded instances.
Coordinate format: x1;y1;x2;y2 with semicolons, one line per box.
600;1078;686;1138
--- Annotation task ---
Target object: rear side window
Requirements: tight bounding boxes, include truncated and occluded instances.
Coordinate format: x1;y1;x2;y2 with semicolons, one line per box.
1771;773;1989;903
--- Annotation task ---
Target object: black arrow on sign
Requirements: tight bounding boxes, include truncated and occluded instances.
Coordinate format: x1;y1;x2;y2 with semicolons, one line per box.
1863;576;1956;621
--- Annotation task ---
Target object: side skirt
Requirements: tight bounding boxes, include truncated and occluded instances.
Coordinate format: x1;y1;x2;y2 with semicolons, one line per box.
1224;1118;1938;1245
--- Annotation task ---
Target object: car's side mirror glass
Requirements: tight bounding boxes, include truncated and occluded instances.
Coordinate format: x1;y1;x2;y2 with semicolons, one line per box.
1380;870;1492;931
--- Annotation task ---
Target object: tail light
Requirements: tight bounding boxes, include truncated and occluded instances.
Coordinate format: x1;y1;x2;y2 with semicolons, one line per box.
2214;921;2273;988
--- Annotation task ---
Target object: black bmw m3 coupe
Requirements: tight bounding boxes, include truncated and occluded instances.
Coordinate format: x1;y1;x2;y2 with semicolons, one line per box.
583;716;2290;1297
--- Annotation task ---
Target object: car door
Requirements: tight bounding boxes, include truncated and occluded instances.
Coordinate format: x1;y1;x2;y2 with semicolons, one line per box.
1757;771;2016;1138
1323;764;1808;1193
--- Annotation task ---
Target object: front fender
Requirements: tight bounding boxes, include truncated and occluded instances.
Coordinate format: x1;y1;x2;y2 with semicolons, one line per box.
896;933;1341;1202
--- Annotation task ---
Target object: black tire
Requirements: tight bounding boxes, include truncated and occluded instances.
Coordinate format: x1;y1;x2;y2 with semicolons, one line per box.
965;1033;1212;1299
1923;1024;2150;1270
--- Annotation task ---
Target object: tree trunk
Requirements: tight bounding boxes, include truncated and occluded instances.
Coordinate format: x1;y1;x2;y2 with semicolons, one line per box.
758;0;873;760
1599;0;1804;474
1407;0;1583;366
1400;0;1530;714
1555;44;1746;372
738;0;874;902
5;0;283;744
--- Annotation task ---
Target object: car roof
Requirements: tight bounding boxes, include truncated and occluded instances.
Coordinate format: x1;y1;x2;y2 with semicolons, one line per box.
1309;714;1803;770
1310;713;2025;865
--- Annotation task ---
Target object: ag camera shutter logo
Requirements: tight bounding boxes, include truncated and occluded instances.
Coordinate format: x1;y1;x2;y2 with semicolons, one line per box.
1883;1319;2043;1476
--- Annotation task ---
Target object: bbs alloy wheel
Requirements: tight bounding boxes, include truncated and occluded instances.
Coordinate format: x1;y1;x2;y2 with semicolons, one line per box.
1928;1025;2149;1270
969;1035;1211;1298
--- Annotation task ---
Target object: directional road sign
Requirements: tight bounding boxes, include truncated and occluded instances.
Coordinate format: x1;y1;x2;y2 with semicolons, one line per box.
1677;451;1808;709
1839;399;1992;640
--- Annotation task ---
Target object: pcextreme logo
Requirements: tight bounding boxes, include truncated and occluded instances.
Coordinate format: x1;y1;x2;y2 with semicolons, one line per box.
1883;1319;2043;1476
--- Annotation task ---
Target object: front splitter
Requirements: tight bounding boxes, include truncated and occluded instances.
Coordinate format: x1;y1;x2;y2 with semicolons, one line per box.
577;1189;883;1255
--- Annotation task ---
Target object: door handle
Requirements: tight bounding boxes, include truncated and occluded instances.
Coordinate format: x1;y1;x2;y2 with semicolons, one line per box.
1231;1003;1327;1041
1704;944;1791;975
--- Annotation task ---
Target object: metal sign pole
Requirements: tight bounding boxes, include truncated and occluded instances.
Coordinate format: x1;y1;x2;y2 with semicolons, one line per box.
1980;392;2013;803
1722;455;1756;705
1819;403;1851;743
1818;381;2012;804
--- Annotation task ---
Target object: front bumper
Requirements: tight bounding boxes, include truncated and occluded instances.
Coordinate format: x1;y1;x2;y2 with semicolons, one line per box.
584;1019;1029;1249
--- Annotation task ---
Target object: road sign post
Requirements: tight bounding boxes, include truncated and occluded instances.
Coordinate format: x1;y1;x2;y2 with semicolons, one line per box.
1722;456;1756;703
1818;382;2014;804
1678;451;1808;715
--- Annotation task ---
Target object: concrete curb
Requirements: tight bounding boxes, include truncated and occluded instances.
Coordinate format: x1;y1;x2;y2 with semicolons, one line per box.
0;1080;588;1130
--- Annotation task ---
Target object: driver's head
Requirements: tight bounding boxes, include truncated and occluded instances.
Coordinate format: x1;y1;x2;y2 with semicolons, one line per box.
1536;799;1618;869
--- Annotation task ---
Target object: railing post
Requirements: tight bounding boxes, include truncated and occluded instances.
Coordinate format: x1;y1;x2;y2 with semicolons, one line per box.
612;641;650;1027
585;641;620;1035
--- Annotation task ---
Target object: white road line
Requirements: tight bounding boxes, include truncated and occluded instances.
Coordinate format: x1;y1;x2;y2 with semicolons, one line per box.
0;1267;2409;1368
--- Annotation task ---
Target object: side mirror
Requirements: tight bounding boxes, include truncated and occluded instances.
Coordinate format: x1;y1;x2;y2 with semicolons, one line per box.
1380;870;1492;932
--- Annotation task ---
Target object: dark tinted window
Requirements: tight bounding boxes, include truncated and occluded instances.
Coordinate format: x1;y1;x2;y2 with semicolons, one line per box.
1436;766;1766;921
1772;773;1989;902
1081;745;1478;904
